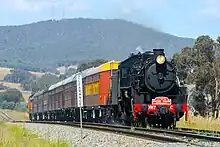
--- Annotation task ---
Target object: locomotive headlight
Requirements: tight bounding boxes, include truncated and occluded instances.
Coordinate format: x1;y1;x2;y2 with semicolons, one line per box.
156;55;165;64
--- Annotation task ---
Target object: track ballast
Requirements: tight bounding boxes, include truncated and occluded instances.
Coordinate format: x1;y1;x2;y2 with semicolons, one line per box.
12;120;220;144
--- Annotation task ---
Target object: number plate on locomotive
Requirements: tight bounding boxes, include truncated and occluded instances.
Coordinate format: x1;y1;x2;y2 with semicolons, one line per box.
152;97;171;105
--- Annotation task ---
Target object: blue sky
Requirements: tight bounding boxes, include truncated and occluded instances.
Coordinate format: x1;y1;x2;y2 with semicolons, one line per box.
0;0;219;39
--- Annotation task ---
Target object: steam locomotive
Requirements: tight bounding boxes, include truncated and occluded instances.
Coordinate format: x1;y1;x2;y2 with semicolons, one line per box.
28;49;188;128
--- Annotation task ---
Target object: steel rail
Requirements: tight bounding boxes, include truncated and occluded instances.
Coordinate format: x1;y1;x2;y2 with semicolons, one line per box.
0;110;15;122
82;122;220;142
175;127;220;136
12;120;220;143
12;120;186;143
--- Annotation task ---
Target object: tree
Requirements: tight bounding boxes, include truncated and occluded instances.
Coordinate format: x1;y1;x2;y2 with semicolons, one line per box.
172;47;195;82
36;73;59;90
3;68;38;91
21;75;37;91
0;88;24;110
0;88;24;103
77;59;108;72
191;89;207;116
0;83;8;90
0;101;15;109
213;36;220;118
3;68;33;83
14;102;27;112
65;68;77;77
173;35;220;117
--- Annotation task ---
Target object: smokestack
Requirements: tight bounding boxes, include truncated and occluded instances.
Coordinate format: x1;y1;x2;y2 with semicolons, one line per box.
153;49;165;56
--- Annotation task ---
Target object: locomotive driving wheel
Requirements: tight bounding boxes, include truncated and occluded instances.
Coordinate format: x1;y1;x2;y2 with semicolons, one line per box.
170;116;176;129
133;120;142;127
134;115;147;128
161;115;169;129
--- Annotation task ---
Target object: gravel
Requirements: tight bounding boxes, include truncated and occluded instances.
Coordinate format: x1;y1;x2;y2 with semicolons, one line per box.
12;123;220;147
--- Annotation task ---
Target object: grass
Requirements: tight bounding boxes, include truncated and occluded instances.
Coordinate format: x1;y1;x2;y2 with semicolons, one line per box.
0;109;29;121
21;91;32;102
0;122;70;147
0;81;22;90
177;113;220;132
29;71;44;77
0;67;12;80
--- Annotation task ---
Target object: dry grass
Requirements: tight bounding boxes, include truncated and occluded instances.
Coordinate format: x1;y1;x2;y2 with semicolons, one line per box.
21;91;32;102
0;67;44;80
0;109;29;121
0;81;22;90
0;90;6;93
29;71;45;77
0;123;70;147
177;113;220;131
0;67;12;80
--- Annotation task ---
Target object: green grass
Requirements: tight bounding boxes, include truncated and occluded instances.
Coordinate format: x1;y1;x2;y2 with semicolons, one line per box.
0;123;70;147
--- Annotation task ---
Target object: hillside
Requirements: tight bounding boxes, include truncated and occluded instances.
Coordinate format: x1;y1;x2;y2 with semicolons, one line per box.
0;67;44;102
0;18;194;71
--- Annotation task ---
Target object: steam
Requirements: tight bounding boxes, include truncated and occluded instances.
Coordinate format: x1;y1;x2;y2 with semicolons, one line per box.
135;45;144;53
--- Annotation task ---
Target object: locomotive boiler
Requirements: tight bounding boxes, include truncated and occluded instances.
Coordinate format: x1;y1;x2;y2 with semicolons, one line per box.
28;48;188;129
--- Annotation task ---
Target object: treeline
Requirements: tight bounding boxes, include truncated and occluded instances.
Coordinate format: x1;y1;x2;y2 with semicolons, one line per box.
0;88;26;112
3;59;108;93
77;59;108;72
173;35;220;118
3;69;60;92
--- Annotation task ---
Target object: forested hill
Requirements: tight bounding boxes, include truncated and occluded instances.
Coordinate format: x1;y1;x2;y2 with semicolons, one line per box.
0;18;194;71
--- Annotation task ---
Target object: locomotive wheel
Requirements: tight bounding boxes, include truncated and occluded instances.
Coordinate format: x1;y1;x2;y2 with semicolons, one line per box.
133;121;141;127
170;117;176;129
133;116;147;128
161;115;169;129
120;112;126;125
141;118;147;128
134;121;143;127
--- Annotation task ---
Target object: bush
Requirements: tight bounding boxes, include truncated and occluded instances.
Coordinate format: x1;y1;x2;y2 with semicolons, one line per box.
0;101;15;110
0;88;26;112
0;88;24;103
14;102;27;112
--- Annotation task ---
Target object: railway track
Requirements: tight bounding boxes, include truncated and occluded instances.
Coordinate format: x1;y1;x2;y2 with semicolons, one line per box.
0;110;15;122
13;120;183;143
175;127;220;137
13;120;220;145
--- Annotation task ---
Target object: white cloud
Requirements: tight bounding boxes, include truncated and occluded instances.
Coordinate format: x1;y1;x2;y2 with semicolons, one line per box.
0;0;90;12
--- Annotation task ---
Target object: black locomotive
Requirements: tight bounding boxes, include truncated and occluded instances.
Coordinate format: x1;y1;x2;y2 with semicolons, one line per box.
118;49;188;128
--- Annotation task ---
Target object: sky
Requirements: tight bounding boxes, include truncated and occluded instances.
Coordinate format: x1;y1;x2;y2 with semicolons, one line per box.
0;0;219;39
